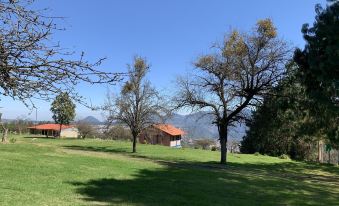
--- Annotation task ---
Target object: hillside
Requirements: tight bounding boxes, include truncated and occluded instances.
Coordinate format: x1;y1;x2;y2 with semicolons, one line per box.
0;135;338;206
79;116;103;125
167;112;247;140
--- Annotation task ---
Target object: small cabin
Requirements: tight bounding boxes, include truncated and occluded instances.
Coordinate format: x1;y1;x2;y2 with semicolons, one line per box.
28;124;79;138
139;124;185;147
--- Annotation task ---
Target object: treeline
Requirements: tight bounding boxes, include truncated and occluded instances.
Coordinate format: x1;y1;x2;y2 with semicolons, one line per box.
2;119;34;135
241;1;339;160
76;121;132;141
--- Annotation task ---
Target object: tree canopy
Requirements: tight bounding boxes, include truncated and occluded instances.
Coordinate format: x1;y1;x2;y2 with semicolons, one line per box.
175;19;291;164
50;92;76;130
294;0;339;146
242;1;339;159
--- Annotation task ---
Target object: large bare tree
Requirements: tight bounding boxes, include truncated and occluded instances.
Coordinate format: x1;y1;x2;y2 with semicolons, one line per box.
104;57;169;153
174;19;291;164
0;0;121;105
0;0;121;142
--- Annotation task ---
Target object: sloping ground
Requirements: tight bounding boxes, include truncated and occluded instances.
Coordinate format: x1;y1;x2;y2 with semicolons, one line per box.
0;135;338;206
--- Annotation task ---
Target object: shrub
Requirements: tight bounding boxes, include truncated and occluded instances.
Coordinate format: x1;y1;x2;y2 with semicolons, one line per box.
254;152;260;156
194;139;214;150
9;137;17;143
211;146;218;151
279;154;290;160
77;121;96;139
104;125;132;141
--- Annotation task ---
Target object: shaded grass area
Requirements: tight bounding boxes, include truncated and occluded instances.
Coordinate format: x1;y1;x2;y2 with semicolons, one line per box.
0;135;338;205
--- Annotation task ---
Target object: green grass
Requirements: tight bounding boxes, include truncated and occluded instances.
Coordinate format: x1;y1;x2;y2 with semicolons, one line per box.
0;135;338;206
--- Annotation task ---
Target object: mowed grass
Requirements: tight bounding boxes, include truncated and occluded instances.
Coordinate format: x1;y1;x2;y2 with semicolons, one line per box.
0;135;338;206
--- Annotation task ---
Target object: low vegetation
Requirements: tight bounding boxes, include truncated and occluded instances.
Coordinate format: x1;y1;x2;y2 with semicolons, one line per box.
0;134;338;206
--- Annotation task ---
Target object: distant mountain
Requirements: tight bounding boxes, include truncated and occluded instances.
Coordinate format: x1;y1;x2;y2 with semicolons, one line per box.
80;116;103;125
166;111;247;141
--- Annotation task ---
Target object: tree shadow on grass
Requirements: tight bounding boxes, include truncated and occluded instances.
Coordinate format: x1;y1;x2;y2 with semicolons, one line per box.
64;145;339;205
63;145;129;154
68;162;339;206
63;145;339;177
24;136;83;140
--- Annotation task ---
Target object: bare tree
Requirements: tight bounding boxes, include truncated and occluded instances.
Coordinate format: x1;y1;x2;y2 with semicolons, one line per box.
228;139;240;153
174;19;290;164
0;112;8;142
0;0;122;107
103;57;169;153
77;121;96;139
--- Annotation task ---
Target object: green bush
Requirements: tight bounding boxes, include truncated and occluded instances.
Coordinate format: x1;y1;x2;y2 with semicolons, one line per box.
279;154;290;159
254;152;260;156
9;137;17;143
211;146;218;151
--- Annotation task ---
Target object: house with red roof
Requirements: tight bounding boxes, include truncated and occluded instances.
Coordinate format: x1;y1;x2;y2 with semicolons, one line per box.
139;124;185;147
28;124;79;138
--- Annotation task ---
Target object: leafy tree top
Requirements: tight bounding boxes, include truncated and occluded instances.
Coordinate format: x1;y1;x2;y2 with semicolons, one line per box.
50;92;76;125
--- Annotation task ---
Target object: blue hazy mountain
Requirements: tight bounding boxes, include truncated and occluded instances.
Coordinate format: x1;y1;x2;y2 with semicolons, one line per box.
80;116;103;125
166;111;247;140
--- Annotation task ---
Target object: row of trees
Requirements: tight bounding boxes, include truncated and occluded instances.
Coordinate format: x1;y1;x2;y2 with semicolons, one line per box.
1;0;319;164
241;1;339;160
101;18;290;164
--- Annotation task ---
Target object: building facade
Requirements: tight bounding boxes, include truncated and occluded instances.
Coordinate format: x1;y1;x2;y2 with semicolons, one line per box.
139;124;185;147
28;124;78;138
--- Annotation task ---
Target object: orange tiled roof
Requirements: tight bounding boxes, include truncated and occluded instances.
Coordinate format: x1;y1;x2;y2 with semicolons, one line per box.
28;124;73;131
153;124;185;136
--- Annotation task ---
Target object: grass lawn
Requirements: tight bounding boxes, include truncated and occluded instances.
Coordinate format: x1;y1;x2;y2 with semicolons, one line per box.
0;135;338;206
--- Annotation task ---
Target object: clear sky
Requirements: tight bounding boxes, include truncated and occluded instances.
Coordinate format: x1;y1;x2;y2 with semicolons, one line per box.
0;0;325;121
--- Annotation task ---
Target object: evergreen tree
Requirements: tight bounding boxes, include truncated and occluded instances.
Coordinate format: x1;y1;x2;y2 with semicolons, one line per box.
294;0;339;146
241;63;315;159
50;92;76;137
242;1;339;158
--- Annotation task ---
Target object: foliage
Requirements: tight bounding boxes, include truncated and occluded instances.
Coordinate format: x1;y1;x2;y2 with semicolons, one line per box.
240;63;318;160
241;2;339;159
1;118;34;134
193;139;215;150
211;146;218;151
254;152;260;156
294;1;339;146
76;121;97;139
9;137;16;143
103;125;132;141
279;154;290;160
50;92;76;127
174;19;290;163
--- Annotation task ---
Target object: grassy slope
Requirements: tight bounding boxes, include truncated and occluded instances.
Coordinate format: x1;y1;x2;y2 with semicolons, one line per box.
0;135;338;206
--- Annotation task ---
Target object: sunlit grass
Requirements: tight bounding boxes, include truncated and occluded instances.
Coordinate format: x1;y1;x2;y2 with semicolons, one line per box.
0;134;338;205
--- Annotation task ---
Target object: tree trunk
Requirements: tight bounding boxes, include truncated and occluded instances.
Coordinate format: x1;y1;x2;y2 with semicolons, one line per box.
318;140;322;163
2;128;8;143
219;124;228;164
132;134;137;153
59;123;62;138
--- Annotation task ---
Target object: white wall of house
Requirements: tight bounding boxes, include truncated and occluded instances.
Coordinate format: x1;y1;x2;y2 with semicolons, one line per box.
60;127;79;138
170;140;181;147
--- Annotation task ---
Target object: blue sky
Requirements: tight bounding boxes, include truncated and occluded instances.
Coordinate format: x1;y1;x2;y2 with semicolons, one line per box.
1;0;324;121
